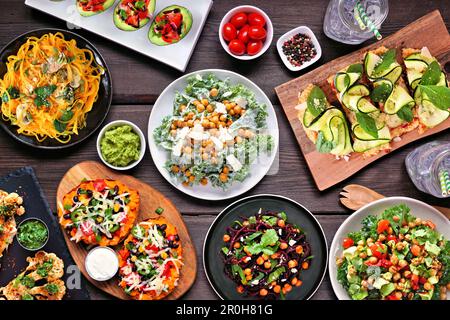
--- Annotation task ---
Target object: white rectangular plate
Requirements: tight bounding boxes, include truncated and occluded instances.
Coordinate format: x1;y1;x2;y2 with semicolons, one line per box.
25;0;213;72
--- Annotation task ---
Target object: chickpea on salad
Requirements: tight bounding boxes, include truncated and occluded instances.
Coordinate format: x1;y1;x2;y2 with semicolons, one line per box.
336;204;450;300
154;74;273;190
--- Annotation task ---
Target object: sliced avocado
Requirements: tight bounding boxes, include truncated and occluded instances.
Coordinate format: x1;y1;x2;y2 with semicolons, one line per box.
417;99;449;127
113;0;156;31
77;0;115;17
149;5;193;46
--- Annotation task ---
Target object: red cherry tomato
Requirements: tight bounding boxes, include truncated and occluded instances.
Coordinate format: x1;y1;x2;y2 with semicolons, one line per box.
377;219;390;234
248;12;266;27
230;12;248;29
237;24;250;44
228;39;246;56
342;237;354;249
247;40;263;55
222;22;237;42
248;25;266;40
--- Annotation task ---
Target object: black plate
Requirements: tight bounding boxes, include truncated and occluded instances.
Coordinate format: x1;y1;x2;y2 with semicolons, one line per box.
0;167;90;300
203;194;328;300
0;28;112;149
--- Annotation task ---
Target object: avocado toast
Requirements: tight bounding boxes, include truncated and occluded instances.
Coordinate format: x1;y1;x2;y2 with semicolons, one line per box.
149;5;193;46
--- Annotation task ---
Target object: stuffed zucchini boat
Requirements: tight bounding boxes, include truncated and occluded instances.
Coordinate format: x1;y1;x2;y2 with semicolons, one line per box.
76;0;115;17
113;0;156;31
403;47;450;131
149;5;193;46
364;47;418;139
297;84;353;157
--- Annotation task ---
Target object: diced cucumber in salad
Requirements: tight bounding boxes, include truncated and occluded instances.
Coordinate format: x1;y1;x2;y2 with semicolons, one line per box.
336;204;450;300
154;74;274;189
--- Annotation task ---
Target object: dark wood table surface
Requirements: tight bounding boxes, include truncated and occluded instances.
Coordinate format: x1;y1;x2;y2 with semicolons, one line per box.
1;0;449;300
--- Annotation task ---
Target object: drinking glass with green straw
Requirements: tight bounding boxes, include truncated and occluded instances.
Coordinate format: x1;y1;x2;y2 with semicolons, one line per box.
440;170;450;197
354;0;383;40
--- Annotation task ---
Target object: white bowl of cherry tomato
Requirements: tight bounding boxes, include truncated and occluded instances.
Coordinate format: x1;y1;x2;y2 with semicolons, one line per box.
219;5;273;60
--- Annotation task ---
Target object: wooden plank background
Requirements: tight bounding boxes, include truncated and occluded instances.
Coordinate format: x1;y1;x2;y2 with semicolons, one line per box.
0;0;448;300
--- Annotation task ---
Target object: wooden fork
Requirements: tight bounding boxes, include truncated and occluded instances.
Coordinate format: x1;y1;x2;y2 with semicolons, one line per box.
340;184;450;219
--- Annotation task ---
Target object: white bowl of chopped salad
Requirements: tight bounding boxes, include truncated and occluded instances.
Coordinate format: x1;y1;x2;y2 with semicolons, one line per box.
148;70;279;201
329;197;450;300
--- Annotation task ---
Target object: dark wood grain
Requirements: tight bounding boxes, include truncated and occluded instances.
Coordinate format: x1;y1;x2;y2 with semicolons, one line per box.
0;0;449;300
1;1;449;105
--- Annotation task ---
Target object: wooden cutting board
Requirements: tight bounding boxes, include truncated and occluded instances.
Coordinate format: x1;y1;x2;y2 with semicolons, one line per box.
275;10;450;191
55;161;197;300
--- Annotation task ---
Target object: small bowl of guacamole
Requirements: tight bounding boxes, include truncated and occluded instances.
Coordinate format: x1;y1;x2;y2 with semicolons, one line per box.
17;218;49;251
97;120;146;170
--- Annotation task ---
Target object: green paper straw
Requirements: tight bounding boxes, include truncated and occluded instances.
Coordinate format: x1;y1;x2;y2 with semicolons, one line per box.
439;170;450;196
353;6;367;30
355;1;383;40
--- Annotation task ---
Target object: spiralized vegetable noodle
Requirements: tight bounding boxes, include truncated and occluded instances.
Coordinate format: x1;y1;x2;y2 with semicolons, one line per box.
0;32;102;143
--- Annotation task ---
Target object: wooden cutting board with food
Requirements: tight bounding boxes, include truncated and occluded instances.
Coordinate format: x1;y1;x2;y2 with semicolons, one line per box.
56;161;197;300
275;10;450;191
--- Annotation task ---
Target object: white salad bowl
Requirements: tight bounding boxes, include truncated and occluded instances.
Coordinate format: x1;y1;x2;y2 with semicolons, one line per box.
276;26;322;72
96;120;146;171
147;69;279;201
219;5;273;60
329;197;450;300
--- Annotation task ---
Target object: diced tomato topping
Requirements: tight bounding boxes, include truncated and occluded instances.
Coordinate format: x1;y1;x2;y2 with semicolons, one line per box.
342;238;354;249
126;15;139;27
80;0;107;12
370;243;387;259
380;259;392;268
387;235;398;243
145;245;158;252
419;276;427;284
93;179;107;192
411;274;419;285
162;261;173;278
386;293;401;300
118;248;130;260
425;220;435;229
377;219;390;234
80;221;93;236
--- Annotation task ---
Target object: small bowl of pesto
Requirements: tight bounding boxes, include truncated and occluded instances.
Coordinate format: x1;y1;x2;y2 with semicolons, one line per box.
97;120;146;171
17;218;49;251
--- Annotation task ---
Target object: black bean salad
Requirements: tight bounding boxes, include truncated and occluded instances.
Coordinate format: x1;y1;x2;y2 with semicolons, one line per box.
221;210;313;299
282;33;317;67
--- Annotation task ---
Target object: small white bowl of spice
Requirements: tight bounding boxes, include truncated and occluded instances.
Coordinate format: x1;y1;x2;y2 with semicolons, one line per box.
277;26;321;71
97;120;146;171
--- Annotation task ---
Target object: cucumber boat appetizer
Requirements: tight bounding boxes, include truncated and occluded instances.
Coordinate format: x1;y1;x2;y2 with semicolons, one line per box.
113;0;156;31
76;0;115;17
149;5;193;46
297;85;352;157
329;63;391;155
403;47;450;130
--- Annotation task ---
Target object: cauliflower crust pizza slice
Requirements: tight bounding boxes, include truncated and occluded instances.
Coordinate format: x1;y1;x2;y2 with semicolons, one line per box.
58;179;139;246
118;216;183;300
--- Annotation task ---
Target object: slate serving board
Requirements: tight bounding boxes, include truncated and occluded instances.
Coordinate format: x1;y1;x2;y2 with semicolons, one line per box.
0;167;90;300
